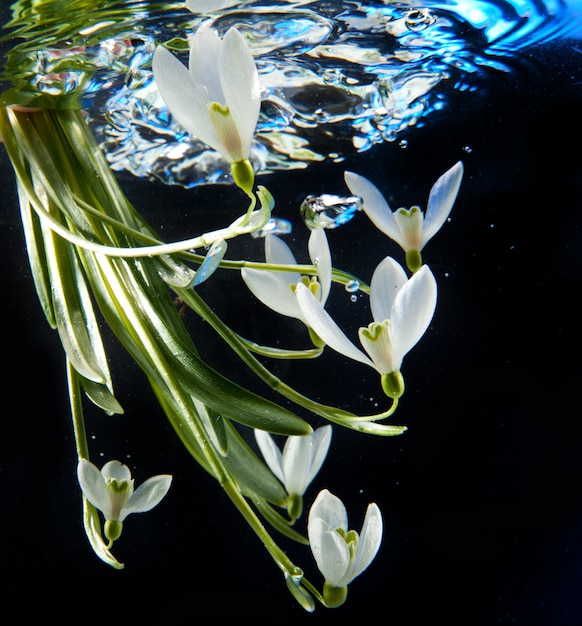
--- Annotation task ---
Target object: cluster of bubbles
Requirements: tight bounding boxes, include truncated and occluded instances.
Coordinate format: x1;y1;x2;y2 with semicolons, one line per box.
4;0;577;188
79;0;576;188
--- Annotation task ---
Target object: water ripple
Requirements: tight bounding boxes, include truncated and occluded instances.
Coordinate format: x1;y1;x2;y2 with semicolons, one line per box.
2;0;580;186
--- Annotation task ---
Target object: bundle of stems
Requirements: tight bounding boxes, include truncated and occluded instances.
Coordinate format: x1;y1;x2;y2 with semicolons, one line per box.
0;104;402;609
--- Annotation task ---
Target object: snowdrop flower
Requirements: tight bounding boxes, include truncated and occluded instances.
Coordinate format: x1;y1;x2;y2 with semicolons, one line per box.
152;25;261;195
77;459;172;545
308;489;382;607
296;256;437;399
241;229;332;337
345;161;463;272
255;425;332;519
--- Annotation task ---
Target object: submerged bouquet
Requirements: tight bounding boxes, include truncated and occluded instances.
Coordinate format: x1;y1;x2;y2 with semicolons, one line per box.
0;0;462;611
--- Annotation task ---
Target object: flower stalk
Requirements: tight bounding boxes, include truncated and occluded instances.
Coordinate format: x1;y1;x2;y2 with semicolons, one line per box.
0;105;313;587
0;2;463;610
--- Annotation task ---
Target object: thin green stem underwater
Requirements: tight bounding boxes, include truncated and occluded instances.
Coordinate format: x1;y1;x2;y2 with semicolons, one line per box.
176;286;404;435
67;360;124;569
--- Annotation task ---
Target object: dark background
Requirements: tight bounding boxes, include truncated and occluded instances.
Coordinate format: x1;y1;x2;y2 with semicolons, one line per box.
1;16;582;626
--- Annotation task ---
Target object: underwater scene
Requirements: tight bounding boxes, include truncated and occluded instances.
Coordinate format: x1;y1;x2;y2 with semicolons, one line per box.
1;0;582;622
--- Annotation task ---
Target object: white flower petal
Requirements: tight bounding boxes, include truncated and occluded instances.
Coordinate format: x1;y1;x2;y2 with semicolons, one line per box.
77;459;113;519
282;435;314;494
254;429;285;484
421;161;464;247
392;207;423;251
344;171;406;248
296;283;375;369
152;46;217;150
154;24;260;164
120;474;172;522
309;518;351;587
189;25;223;102
359;320;395;374
256;427;331;496
308;228;332;304
369;256;409;323
242;267;302;319
220;27;261;159
391;265;437;367
265;234;301;283
345;502;383;582
101;460;132;482
305;425;332;486
308;490;382;587
309;489;348;532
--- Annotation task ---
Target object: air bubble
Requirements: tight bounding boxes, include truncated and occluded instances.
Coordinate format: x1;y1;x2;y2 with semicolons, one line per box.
300;194;362;229
251;218;293;238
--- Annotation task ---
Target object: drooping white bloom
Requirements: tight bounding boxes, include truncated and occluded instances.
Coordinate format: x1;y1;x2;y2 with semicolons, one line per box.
308;489;382;606
241;228;332;324
152;25;261;171
344;161;463;271
255;425;332;498
77;459;172;543
296;256;437;397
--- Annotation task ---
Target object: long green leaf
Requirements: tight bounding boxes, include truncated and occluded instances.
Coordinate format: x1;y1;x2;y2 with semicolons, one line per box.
80;375;124;416
17;180;56;328
105;251;312;435
192;397;228;456
42;223;109;382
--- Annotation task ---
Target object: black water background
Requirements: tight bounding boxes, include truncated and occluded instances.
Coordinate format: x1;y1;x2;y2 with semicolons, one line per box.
1;18;582;626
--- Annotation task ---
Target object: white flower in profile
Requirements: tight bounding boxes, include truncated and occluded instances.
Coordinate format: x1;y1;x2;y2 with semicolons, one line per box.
241;228;332;328
152;24;261;193
77;459;172;545
296;256;437;398
308;489;383;607
255;425;332;519
344;161;463;272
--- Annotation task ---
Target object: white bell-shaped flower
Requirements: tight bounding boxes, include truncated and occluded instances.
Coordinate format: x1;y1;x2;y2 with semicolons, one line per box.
296;256;437;398
242;228;332;325
255;425;332;519
152;24;261;193
77;459;172;544
308;489;383;607
344;161;463;271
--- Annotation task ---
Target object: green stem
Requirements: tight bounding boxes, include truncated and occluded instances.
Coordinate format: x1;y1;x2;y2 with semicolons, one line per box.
177;287;405;434
238;338;324;360
89;252;305;579
222;480;304;577
66;360;124;569
2;105;311;581
66;359;89;461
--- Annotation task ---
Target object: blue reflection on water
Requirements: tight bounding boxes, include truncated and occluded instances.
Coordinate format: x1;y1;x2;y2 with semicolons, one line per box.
443;0;582;46
69;0;582;187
